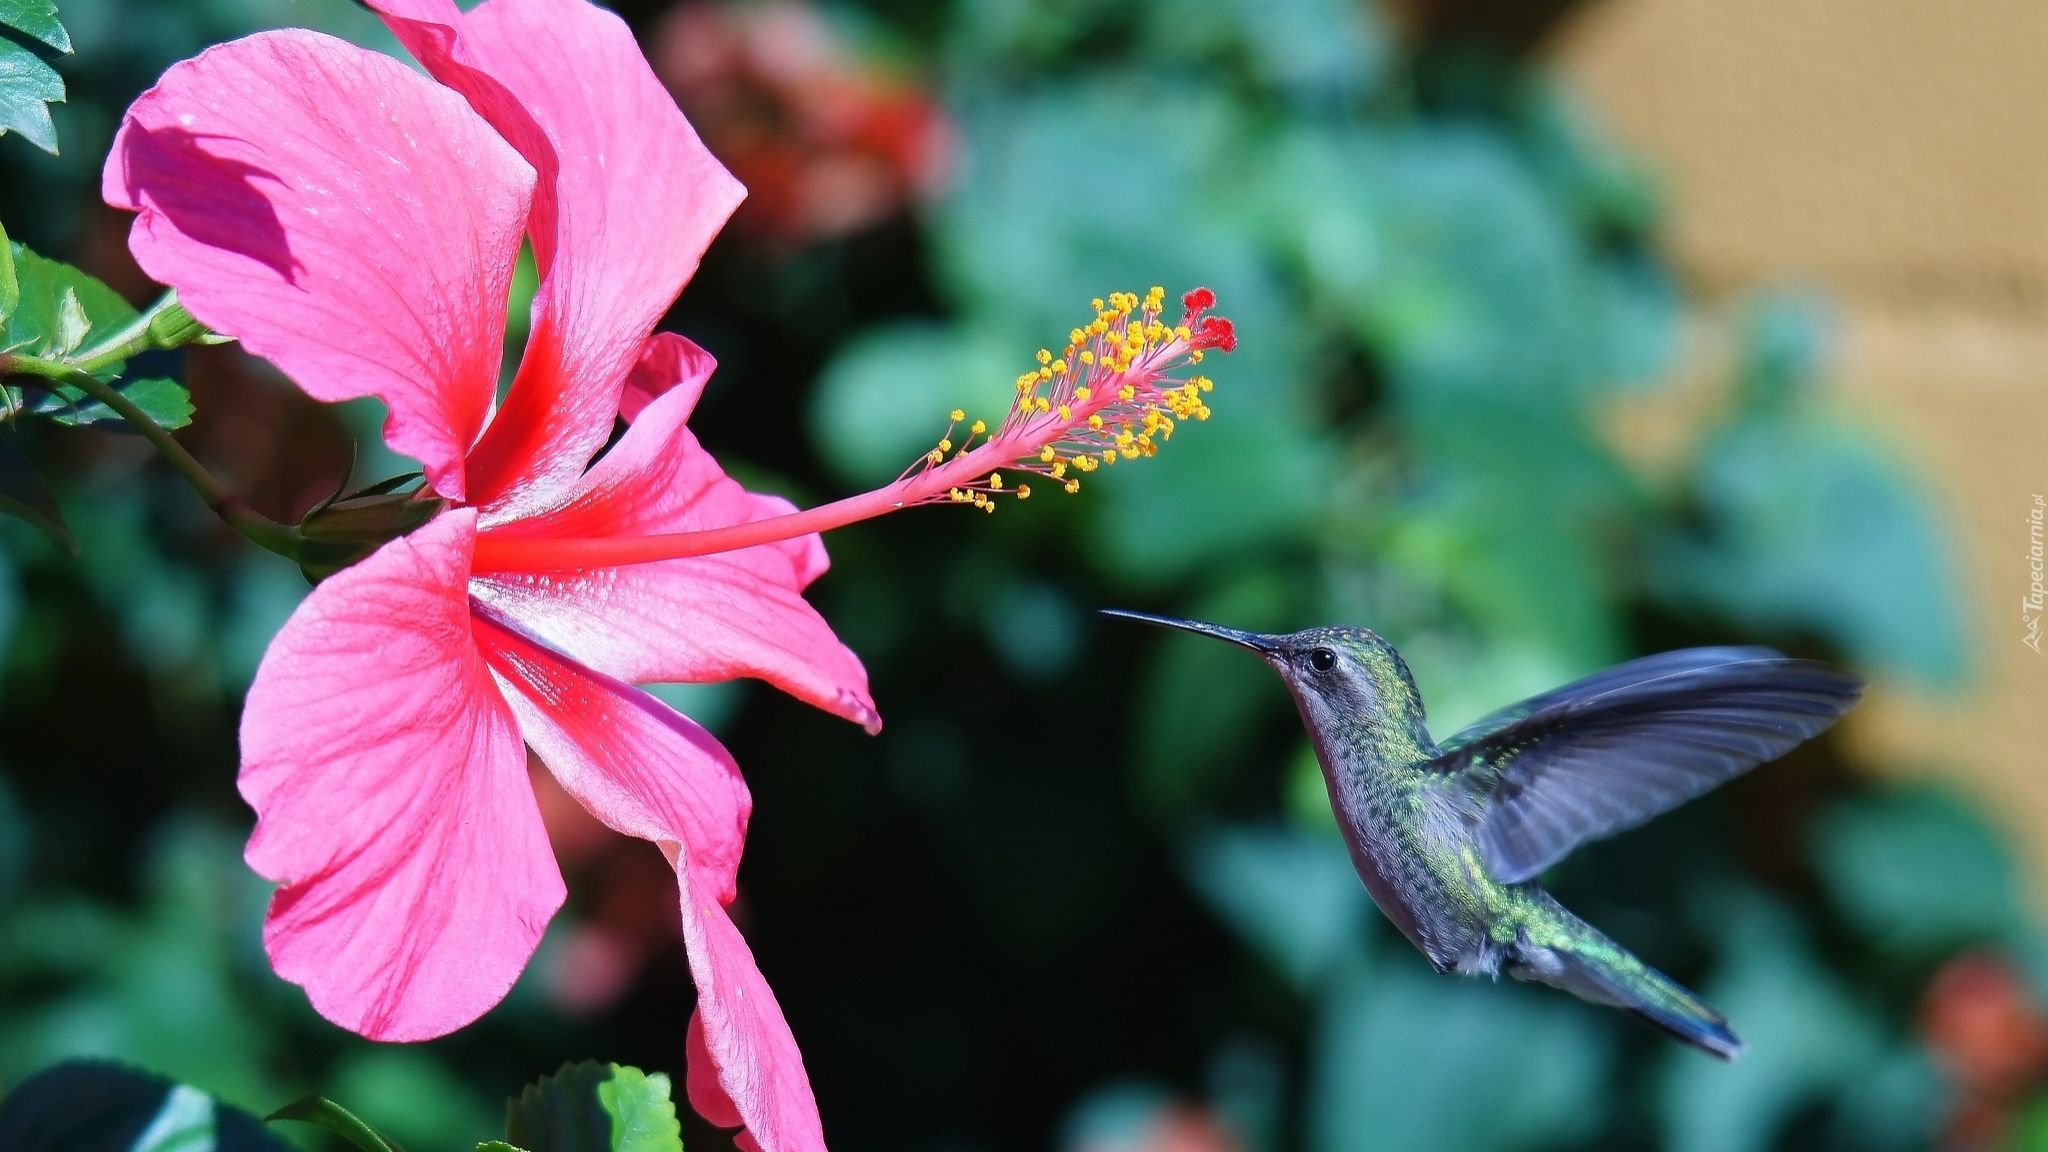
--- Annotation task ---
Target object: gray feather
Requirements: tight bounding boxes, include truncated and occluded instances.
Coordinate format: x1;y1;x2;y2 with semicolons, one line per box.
1439;648;1864;883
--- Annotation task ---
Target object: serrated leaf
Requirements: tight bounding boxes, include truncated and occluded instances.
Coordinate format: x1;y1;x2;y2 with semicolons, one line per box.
0;1059;295;1152
0;0;70;52
0;33;62;154
505;1063;683;1152
266;1097;403;1152
0;426;70;550
478;1143;533;1152
2;243;195;429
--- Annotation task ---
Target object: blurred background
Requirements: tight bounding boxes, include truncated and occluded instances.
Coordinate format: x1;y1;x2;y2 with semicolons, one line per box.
2;0;2044;1149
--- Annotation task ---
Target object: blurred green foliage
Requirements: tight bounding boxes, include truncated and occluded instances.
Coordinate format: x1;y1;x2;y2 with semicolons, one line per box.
0;0;2021;1150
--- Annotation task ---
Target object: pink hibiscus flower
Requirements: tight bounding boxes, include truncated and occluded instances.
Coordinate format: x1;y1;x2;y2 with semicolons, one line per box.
104;0;868;1147
102;0;1234;1145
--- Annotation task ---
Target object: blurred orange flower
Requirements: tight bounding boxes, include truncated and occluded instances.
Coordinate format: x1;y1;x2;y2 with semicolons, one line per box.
654;1;951;247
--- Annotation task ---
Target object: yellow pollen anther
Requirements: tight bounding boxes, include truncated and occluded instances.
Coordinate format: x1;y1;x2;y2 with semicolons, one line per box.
917;287;1230;518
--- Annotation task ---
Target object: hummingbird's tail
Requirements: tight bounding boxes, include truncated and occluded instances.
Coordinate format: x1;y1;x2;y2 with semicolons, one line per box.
1508;922;1744;1060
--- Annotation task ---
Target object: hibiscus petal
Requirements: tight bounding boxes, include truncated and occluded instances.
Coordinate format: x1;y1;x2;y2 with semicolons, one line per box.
621;331;719;425
475;610;750;903
680;867;827;1152
103;31;532;502
471;614;823;1151
239;510;563;1040
371;0;747;516
471;382;878;732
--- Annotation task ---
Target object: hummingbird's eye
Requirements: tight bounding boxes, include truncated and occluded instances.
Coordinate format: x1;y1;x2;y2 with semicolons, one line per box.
1308;647;1337;673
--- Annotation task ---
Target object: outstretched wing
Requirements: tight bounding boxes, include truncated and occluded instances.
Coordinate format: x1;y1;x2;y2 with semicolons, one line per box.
1440;648;1863;883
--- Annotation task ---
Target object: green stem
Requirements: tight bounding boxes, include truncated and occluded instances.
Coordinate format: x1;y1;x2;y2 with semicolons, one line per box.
1;354;301;558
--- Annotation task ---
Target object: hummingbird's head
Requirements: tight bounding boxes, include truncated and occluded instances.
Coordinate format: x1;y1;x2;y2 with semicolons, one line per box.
1099;611;1429;746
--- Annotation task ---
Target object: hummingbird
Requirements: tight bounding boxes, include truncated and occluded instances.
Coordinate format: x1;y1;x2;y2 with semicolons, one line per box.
1102;610;1865;1059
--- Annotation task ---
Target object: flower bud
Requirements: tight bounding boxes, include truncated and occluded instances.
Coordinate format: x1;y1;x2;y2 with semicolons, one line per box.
144;294;231;349
297;485;444;583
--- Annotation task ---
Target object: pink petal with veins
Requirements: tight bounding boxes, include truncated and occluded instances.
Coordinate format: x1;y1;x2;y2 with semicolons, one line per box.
370;0;746;516
472;381;877;731
477;611;751;903
476;619;824;1152
239;511;562;1039
102;31;532;502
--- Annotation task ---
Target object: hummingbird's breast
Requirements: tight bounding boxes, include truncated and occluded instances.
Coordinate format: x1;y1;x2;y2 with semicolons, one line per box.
1316;751;1497;970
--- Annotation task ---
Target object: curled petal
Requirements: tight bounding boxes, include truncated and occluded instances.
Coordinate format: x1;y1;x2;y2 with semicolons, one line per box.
472;382;876;731
681;867;826;1152
621;331;719;425
103;31;532;502
371;0;746;516
476;611;751;903
239;511;562;1039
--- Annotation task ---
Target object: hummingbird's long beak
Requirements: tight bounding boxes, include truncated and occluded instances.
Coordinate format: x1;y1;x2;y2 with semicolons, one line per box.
1098;609;1285;657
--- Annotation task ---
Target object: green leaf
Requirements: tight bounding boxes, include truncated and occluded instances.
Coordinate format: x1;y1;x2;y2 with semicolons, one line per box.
51;282;87;354
37;375;193;429
504;1063;683;1152
1653;413;1968;685
2;243;195;429
4;243;138;358
0;425;69;550
1309;961;1613;1151
0;0;70;52
477;1143;532;1152
1811;786;2019;958
0;218;19;323
265;1097;402;1152
0;1059;295;1152
0;31;62;154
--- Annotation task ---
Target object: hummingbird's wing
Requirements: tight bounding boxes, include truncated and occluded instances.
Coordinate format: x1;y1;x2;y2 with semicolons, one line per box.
1438;647;1863;884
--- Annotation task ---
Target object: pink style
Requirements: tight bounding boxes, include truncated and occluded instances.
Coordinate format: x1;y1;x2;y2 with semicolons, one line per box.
103;1;870;1149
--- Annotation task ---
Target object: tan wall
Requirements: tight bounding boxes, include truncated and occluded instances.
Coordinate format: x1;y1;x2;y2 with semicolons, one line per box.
1556;1;2048;877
